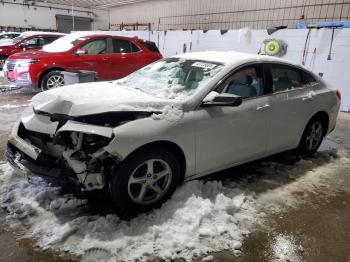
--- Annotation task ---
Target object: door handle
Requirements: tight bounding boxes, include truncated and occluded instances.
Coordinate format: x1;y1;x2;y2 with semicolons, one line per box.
102;57;109;61
302;94;314;101
256;104;271;111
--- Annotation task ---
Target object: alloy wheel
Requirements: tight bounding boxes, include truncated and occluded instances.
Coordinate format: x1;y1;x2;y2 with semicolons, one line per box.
127;159;172;205
46;74;64;89
305;121;323;151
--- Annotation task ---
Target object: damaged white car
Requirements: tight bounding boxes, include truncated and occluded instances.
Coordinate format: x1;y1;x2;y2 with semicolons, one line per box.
6;51;340;217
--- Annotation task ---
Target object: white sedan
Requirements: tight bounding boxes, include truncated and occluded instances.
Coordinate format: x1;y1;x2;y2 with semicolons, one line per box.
6;51;340;217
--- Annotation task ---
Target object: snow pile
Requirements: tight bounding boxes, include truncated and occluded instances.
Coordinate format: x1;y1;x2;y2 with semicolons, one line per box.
0;149;349;261
32;82;173;116
152;104;184;121
272;234;302;262
42;31;127;53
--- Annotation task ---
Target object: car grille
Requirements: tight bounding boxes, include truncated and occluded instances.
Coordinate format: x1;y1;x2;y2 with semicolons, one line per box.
6;60;15;71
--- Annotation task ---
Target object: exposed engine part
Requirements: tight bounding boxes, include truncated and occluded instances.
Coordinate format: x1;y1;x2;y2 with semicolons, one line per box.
62;148;106;191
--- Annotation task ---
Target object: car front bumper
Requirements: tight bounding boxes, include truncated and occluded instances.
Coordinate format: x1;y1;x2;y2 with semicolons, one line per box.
6;116;114;191
6;122;64;180
3;70;38;88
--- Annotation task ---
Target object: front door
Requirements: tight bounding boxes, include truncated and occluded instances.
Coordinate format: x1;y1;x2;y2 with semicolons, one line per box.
195;64;272;176
69;38;111;80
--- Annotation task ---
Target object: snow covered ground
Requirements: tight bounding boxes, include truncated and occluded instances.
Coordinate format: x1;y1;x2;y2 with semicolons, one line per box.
0;147;349;262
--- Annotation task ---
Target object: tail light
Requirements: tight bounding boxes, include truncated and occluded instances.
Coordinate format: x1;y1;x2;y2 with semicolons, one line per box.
335;90;341;101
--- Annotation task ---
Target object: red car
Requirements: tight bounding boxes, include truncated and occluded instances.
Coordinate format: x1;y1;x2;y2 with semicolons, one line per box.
4;32;163;90
0;31;64;69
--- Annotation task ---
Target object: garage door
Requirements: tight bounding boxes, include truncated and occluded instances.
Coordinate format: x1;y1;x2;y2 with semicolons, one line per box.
56;15;92;33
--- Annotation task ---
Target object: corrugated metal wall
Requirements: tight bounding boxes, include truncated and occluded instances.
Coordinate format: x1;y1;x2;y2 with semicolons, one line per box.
109;0;350;30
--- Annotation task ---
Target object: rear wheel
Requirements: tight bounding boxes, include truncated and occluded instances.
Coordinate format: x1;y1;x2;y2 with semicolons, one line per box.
41;71;64;91
109;147;181;219
298;116;325;156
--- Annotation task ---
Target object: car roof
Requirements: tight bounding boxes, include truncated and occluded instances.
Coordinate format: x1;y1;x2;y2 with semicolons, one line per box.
19;31;65;37
0;32;20;35
175;51;298;67
69;31;138;40
58;31;148;44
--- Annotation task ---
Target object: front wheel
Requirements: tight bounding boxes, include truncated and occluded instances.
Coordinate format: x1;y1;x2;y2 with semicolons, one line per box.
110;147;181;219
41;71;64;91
298;117;325;156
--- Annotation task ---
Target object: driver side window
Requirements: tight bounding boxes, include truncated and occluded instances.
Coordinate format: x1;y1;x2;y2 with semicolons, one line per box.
220;65;264;99
81;39;107;55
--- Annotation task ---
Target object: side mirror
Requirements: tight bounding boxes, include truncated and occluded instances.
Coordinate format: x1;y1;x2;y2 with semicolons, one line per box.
16;43;25;49
74;48;88;55
202;92;242;107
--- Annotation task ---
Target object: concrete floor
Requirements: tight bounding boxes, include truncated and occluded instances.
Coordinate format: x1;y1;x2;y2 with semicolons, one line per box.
0;80;349;262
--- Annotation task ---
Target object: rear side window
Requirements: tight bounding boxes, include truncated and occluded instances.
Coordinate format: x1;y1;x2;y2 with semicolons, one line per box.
302;70;318;85
44;36;59;45
140;41;160;53
81;39;107;55
112;39;140;53
270;64;303;92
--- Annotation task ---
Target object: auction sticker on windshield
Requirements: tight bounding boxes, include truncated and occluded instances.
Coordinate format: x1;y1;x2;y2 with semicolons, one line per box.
192;62;217;69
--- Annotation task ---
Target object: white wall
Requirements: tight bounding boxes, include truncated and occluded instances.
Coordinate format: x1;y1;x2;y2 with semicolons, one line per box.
0;1;109;31
116;28;350;111
109;0;350;30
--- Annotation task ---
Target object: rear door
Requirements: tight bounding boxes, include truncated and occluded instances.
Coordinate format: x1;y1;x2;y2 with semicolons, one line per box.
109;38;144;79
43;36;60;45
68;37;111;80
266;63;316;154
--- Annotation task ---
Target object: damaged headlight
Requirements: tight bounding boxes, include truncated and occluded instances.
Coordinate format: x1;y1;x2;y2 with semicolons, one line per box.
81;134;111;154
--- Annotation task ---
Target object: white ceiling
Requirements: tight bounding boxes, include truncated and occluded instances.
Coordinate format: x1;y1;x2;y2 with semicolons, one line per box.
33;0;151;9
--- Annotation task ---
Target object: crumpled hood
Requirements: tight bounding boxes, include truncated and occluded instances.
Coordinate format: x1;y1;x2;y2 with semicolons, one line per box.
31;81;181;116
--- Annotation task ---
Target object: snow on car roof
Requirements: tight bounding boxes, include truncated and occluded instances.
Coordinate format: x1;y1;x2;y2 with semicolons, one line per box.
0;32;19;35
42;31;135;53
19;31;65;37
176;51;287;65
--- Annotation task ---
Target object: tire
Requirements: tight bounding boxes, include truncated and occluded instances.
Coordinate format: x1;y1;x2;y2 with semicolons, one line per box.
41;71;64;91
110;147;181;219
297;116;325;156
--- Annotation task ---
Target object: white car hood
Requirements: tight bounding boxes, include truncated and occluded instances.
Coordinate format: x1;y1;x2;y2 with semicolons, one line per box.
32;81;179;116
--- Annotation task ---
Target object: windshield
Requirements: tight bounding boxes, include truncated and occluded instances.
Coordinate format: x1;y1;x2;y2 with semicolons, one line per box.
117;58;224;100
42;34;88;53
